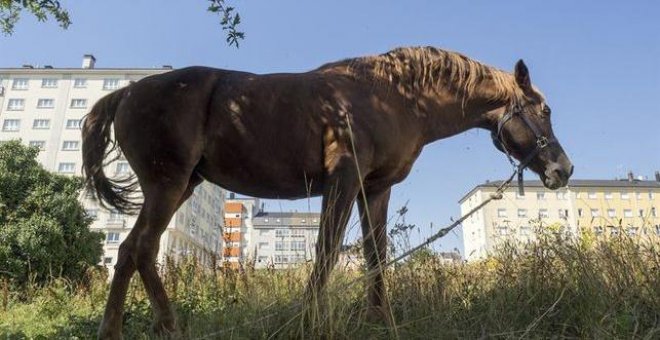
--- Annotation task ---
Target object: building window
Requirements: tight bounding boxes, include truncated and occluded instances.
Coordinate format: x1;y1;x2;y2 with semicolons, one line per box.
2;119;20;132
652;207;657;218
57;162;75;173
29;140;46;150
520;226;531;236
275;229;290;237
85;209;98;220
103;79;120;90
607;209;616;218
539;209;549;218
594;226;603;235
258;242;269;249
626;227;638;236
275;241;288;251
604;192;613;200
609;226;619;236
7;98;25;110
497;208;507;218
577;208;583;217
41;78;58;88
291;240;306;251
106;232;120;244
517;209;527;218
37;98;55;108
32;119;51;129
73;78;87;88
103;257;113;265
62;140;79;151
291;229;305;237
70;98;87;108
591;209;600;217
639;209;645;217
623;209;633;218
588;192;597;199
556;192;568;200
274;255;289;263
12;78;29;90
497;226;508;235
66;119;82;129
650;192;655;199
115;162;130;174
621;192;630;200
559;209;569;219
536;192;545;200
109;209;122;221
656;225;660;236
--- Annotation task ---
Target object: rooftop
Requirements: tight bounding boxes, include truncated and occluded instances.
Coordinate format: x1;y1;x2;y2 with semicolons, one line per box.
459;178;660;203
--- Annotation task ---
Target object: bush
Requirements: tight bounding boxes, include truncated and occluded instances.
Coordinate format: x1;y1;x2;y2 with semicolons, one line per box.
0;140;104;287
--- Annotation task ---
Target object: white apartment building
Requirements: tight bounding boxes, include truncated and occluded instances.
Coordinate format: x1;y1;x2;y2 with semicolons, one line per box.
222;195;261;269
460;176;660;261
222;195;321;269
0;56;225;275
251;211;321;269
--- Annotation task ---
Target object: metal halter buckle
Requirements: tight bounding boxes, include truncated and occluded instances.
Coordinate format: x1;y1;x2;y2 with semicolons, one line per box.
536;136;549;149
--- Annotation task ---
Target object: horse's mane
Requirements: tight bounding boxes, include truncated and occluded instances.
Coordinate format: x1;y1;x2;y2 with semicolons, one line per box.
325;47;523;102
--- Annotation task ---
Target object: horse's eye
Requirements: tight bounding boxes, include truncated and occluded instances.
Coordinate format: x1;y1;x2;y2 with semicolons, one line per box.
542;104;551;115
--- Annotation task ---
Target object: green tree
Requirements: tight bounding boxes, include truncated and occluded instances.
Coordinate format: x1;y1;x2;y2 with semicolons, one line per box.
0;141;104;286
0;0;244;47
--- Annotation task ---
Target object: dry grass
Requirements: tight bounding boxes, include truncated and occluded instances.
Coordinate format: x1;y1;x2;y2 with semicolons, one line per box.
1;229;659;339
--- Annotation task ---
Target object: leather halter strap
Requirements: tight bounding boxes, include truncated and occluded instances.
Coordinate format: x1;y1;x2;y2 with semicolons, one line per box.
495;102;557;195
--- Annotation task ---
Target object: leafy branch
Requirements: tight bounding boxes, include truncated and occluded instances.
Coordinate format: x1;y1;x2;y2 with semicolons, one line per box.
0;0;245;48
0;0;70;35
207;0;244;48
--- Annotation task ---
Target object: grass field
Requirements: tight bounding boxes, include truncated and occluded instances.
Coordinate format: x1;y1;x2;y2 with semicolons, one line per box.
1;229;659;339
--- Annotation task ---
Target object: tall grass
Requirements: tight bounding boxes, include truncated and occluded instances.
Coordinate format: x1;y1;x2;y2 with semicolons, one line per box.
1;230;658;339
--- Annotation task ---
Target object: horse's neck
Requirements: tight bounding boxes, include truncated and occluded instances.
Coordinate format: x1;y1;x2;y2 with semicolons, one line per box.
421;87;508;145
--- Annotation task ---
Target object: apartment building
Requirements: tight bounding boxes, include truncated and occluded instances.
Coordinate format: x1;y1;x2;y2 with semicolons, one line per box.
221;195;322;269
460;173;660;261
0;56;225;275
251;212;321;269
222;196;261;269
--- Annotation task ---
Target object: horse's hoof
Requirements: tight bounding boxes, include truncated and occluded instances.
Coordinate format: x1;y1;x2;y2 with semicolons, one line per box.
152;316;178;339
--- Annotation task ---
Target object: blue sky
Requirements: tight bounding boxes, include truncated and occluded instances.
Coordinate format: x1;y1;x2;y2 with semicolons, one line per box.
1;1;659;254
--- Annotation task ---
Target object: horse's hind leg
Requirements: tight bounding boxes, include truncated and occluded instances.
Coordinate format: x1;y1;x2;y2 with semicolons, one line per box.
98;174;202;340
135;174;203;335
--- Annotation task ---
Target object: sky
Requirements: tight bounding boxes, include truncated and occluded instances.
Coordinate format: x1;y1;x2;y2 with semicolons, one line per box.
1;0;659;255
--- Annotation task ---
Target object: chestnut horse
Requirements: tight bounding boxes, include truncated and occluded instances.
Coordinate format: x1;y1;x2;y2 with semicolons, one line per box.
82;47;573;338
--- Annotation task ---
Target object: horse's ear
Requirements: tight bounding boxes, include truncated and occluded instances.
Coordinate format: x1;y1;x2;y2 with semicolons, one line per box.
514;59;531;90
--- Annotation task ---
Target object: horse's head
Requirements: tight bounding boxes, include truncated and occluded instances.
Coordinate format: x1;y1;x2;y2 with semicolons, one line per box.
491;60;573;190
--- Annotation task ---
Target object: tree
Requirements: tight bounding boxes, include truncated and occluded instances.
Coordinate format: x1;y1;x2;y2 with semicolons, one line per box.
0;0;244;47
0;141;104;286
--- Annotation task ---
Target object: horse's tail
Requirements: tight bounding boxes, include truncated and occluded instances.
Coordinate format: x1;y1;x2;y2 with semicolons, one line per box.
82;87;140;214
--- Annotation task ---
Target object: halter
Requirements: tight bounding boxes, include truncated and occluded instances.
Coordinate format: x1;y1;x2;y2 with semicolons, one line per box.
492;101;557;195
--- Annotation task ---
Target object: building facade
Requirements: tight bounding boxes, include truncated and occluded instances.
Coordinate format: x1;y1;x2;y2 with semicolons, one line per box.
251;212;321;269
460;175;660;261
0;56;225;275
221;195;322;269
222;196;261;269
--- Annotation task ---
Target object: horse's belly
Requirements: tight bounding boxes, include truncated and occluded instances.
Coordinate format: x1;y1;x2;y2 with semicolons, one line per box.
195;150;325;199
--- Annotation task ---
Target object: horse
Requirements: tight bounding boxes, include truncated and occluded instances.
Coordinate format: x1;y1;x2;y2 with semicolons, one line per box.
82;46;573;338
